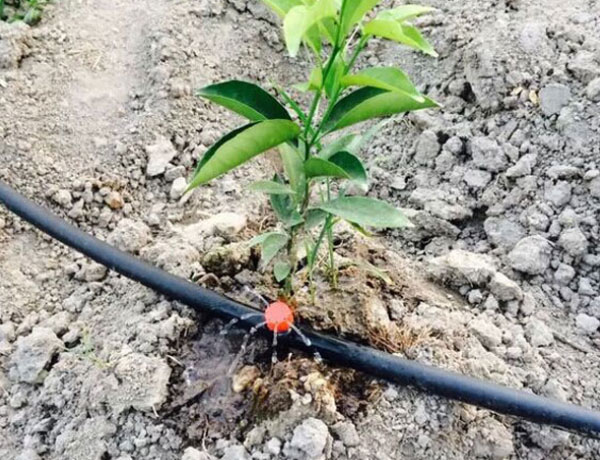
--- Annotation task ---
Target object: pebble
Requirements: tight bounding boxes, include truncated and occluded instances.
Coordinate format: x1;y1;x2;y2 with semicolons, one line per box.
525;319;554;347
508;236;552;275
428;250;496;287
170;177;187;200
105;191;124;210
544;181;572;208
146;136;178;177
575;314;599;334
489;272;523;301
585;77;600;101
484;217;525;250
558;227;588;257
107;218;152;253
332;421;360;447
220;445;250;460
414;130;440;165
554;263;576;285
52;189;72;208
506;153;537;178
285;418;329;459
539;83;571;116
265;438;282;456
470;317;502;349
9;327;64;384
463;169;492;189
469;136;508;172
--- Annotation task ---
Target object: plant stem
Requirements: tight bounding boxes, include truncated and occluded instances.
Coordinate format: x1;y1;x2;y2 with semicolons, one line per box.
325;179;337;288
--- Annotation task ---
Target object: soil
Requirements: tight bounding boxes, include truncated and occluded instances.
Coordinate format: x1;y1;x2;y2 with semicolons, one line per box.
1;0;600;459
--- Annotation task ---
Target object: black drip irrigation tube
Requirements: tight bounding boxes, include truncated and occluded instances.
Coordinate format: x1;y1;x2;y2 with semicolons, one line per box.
2;181;600;435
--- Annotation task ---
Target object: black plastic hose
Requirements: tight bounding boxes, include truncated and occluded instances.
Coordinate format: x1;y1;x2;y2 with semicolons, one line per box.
2;180;600;435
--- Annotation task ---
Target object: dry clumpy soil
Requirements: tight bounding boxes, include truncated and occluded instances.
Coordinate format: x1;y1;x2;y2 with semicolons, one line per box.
1;0;600;459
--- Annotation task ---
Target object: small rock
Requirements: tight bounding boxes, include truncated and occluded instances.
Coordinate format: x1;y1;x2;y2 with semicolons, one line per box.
165;165;186;181
9;327;64;384
508;236;552;275
554;263;576;285
472;418;514;459
463;169;492;189
414;130;440;165
15;450;41;460
170;177;187;200
539;83;571;116
424;200;472;221
221;445;250;460
286;418;330;460
575;314;599;334
108;353;171;413
105;191;124;210
567;51;600;83
82;262;107;281
558;227;588;257
470;318;502;349
181;212;247;241
469;137;508;172
146;136;178;177
578;277;596;296
544;181;571;208
53;189;72;208
428;250;496;287
266;438;282;455
589;176;600;198
546;165;580;179
489;272;523;301
107;218;152;253
525;319;554;347
332;421;360;447
484;217;526;250
244;426;266;449
201;242;252;276
506;153;537;178
182;447;215;460
585;77;600;101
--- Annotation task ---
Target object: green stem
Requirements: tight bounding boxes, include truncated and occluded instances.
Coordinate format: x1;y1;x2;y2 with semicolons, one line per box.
325;179;337;288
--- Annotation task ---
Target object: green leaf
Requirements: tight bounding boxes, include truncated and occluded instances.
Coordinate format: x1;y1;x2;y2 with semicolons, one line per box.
348;221;373;237
248;180;295;194
274;260;292;282
376;4;434;22
363;19;437;57
305;151;367;189
322;87;438;133
319;17;337;44
197;80;291;122
316;196;412;228
320;134;361;159
340;0;381;36
187;120;300;190
324;55;345;99
305;208;327;229
261;0;302;18
270;175;304;227
248;231;288;248
283;0;337;57
279;143;306;199
261;233;290;268
341;67;424;102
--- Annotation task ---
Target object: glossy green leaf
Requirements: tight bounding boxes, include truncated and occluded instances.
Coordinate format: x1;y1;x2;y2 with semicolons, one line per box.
260;233;290;267
340;0;380;36
273;260;292;282
363;19;438;57
319;17;337;44
261;0;302;18
187;120;300;190
248;180;295;194
376;4;434;22
279;143;306;199
197;80;291;122
304;23;322;54
305;151;367;188
322;87;437;133
317;196;412;228
341;67;424;102
283;0;337;57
